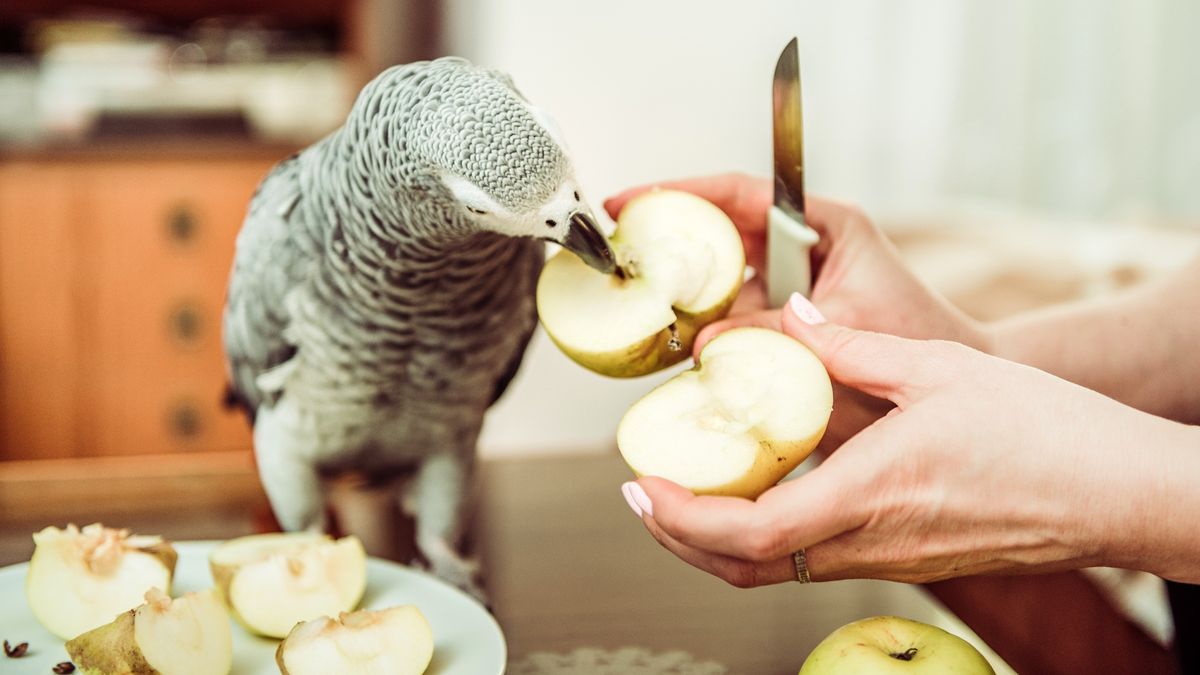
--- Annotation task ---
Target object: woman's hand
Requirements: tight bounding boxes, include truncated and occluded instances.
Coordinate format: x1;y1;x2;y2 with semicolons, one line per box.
620;294;1200;587
605;174;990;448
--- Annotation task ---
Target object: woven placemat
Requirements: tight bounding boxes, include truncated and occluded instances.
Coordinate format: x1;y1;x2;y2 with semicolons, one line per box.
509;647;731;675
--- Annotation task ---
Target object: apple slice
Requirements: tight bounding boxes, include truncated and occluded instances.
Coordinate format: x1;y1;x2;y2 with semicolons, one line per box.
799;616;996;674
276;606;434;675
537;188;745;377
208;532;366;638
65;587;232;675
617;327;831;498
25;524;178;640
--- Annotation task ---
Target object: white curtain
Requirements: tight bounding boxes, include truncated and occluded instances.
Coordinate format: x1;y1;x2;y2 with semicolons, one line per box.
448;0;1200;223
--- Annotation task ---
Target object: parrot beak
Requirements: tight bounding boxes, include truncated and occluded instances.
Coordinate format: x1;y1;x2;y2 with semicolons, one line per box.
561;210;617;275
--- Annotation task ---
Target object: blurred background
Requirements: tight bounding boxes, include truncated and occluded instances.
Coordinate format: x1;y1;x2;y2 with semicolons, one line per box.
0;1;1195;668
0;0;1197;463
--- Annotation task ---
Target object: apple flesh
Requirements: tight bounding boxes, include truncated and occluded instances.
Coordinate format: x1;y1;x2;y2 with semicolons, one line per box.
65;587;232;675
799;616;996;674
537;188;745;377
25;524;178;640
617;327;831;499
276;606;434;675
208;532;366;638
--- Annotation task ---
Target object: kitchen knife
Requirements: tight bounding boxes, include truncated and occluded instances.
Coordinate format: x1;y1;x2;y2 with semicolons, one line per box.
767;37;820;306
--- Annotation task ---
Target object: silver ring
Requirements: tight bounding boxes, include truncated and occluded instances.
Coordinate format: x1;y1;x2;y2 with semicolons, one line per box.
793;548;811;584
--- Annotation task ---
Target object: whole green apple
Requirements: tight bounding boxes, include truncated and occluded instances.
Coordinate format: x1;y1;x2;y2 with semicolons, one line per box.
799;616;995;674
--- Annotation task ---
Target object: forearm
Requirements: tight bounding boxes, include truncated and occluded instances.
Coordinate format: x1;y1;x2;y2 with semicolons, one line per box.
987;255;1200;423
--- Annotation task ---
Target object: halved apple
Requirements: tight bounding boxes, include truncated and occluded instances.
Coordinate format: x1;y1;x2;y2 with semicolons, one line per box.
208;532;366;638
65;587;232;675
537;188;745;377
617;327;832;498
276;606;434;675
26;524;178;640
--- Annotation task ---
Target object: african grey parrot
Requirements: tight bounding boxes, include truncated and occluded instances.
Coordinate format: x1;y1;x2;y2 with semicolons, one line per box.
222;57;616;597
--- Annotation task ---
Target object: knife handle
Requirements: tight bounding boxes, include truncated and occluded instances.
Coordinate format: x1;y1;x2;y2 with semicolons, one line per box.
767;205;820;306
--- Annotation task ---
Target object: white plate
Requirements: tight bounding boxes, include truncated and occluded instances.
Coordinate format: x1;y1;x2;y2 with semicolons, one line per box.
0;541;505;675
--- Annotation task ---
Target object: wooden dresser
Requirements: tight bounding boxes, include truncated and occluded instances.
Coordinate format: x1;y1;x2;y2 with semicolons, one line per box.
0;143;291;461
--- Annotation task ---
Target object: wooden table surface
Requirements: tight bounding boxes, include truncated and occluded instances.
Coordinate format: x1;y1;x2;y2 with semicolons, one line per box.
0;450;1011;674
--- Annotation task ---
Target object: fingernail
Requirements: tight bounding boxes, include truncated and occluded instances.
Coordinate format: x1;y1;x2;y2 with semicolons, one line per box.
788;292;826;325
621;481;653;517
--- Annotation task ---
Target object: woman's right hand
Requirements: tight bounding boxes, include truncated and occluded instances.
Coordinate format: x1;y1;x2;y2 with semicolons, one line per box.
605;174;991;448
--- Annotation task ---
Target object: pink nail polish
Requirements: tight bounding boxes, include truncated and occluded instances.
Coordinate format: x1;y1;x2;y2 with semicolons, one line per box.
620;482;643;517
625;482;653;517
788;292;827;325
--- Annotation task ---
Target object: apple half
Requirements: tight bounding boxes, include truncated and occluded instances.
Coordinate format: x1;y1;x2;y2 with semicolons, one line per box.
537;188;745;377
65;588;232;675
276;606;434;675
25;524;178;640
617;327;832;499
799;616;996;674
208;532;366;639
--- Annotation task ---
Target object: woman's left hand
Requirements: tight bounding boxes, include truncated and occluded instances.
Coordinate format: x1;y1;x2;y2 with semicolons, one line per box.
621;294;1200;587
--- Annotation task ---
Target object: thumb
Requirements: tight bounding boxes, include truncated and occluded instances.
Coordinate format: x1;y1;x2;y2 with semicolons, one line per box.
781;293;947;406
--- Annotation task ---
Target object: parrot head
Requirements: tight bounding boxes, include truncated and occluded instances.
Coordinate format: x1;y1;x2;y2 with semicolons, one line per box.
364;58;617;274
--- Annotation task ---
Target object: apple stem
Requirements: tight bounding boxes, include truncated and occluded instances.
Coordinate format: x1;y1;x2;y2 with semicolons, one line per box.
890;648;919;661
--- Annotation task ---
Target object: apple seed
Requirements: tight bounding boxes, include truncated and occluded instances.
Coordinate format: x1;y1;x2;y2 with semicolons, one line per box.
3;640;28;658
53;662;76;673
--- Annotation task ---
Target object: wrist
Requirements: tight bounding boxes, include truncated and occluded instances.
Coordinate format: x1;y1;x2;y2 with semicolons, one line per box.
1099;420;1200;582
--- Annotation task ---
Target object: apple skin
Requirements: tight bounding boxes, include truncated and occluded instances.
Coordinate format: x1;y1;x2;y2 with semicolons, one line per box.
541;287;737;379
799;616;996;675
621;414;828;499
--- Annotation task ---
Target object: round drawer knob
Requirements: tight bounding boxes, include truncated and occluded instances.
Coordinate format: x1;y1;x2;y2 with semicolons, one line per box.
168;401;203;440
166;204;198;244
168;301;203;346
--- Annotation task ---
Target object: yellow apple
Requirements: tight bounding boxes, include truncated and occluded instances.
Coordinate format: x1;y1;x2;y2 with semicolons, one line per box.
276;606;434;675
208;532;366;639
799;616;996;674
617;327;831;498
537;188;745;377
65;588;232;675
25;524;178;641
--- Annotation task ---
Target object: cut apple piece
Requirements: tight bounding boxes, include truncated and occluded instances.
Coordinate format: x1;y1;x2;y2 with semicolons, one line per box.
618;327;832;498
538;188;745;377
276;606;434;675
25;524;178;640
209;532;366;638
65;587;232;675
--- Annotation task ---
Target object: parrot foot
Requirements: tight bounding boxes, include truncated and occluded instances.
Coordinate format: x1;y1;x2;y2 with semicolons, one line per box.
417;538;488;605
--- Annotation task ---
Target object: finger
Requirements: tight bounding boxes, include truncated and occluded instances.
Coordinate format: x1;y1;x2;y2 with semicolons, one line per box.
781;293;957;406
693;306;780;356
603;174;770;230
639;513;799;588
635;458;864;563
803;195;869;240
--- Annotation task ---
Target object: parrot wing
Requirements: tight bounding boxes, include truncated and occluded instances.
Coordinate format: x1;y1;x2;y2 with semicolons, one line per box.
223;154;313;419
489;242;544;406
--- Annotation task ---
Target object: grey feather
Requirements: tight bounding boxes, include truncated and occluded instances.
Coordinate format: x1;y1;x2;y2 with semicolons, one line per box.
222;57;582;597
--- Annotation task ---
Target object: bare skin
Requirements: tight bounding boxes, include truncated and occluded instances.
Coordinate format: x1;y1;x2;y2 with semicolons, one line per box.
606;174;1200;587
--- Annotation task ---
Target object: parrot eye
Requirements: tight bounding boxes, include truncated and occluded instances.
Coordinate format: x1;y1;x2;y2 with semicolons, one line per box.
573;191;580;201
545;219;557;228
466;206;488;215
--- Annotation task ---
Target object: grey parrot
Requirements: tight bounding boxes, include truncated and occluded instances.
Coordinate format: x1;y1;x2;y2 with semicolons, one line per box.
222;57;616;596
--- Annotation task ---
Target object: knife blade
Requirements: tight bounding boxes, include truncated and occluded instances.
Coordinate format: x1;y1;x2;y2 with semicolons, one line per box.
767;37;820;306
